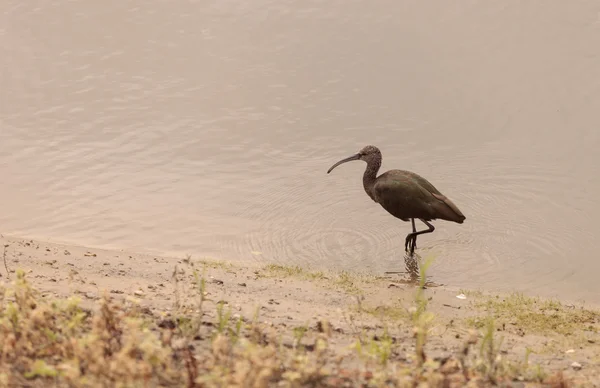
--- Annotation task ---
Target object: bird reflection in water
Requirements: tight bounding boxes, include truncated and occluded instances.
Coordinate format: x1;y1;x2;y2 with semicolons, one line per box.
384;252;443;288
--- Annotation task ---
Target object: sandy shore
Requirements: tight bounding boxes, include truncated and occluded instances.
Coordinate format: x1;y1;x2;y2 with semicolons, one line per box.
0;233;598;387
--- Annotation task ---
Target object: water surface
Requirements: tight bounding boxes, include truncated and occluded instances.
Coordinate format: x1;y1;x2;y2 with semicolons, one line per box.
1;1;600;303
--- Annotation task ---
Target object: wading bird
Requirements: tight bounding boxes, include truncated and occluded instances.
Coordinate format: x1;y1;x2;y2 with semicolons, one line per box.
327;145;465;255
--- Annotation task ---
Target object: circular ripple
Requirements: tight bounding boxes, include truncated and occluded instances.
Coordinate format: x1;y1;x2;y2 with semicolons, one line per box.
219;172;400;271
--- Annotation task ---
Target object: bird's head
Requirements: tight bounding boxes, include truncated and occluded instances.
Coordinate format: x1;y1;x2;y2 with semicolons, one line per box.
327;145;381;174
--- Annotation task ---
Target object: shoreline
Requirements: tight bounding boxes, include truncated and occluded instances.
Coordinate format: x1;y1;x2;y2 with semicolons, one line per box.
0;233;598;386
2;232;597;311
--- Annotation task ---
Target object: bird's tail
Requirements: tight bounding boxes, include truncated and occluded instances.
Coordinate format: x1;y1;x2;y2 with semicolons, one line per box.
431;193;466;223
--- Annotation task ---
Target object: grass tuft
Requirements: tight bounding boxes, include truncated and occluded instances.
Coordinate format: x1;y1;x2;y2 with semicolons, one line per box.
468;292;600;337
258;263;386;296
260;264;327;281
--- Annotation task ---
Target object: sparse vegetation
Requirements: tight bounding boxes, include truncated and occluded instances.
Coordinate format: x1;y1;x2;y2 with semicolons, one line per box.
196;257;234;271
260;264;327;281
0;249;596;387
467;292;600;338
258;263;385;295
458;289;484;298
360;304;408;322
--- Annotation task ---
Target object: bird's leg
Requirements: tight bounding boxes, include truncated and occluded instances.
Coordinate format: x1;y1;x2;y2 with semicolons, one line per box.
404;218;419;253
405;219;435;255
411;218;417;250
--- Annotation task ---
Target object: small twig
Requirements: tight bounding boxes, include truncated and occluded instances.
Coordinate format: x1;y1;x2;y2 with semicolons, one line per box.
183;342;198;388
2;244;9;278
171;264;181;310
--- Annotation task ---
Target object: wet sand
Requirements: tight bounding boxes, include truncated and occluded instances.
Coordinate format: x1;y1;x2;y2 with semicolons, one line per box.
1;233;598;386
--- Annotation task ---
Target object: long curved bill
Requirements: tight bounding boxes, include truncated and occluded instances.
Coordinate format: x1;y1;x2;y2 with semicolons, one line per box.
327;153;360;174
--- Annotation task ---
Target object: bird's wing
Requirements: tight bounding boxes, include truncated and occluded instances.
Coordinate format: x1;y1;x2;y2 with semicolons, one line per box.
372;174;433;220
373;170;465;223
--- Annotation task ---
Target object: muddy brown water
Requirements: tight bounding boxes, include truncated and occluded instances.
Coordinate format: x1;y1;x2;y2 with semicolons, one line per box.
1;1;600;303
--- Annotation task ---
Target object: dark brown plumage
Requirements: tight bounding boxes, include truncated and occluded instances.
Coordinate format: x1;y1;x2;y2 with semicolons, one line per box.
327;145;465;255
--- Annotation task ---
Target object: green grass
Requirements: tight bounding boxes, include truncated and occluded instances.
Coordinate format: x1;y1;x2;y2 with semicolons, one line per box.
258;263;387;296
360;304;408;322
458;288;485;298
467;292;600;337
196;258;235;270
260;264;327;281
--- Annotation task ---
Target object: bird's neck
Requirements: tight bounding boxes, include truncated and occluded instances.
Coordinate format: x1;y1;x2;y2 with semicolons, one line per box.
362;160;380;200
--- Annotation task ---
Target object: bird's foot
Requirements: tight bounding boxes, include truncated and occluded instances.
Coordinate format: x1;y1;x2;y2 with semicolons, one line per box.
405;235;418;254
404;235;412;252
